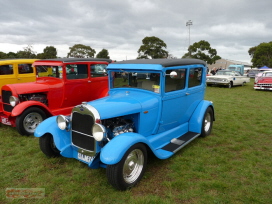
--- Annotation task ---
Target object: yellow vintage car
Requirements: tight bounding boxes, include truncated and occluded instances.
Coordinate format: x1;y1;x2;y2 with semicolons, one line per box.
0;59;39;90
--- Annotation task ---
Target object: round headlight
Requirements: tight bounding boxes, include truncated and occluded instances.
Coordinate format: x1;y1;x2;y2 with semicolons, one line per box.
9;96;19;107
92;123;106;141
57;115;69;130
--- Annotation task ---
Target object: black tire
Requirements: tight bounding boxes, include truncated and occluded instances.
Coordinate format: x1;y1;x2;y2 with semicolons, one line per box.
39;134;60;157
227;82;233;88
15;107;46;136
200;107;213;137
106;143;147;191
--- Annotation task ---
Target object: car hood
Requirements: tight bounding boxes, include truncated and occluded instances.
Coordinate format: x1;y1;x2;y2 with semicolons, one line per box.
87;89;160;119
257;77;272;83
2;77;63;94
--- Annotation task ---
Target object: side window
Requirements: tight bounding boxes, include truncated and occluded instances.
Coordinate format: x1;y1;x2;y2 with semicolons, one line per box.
188;68;202;88
91;64;108;77
165;69;186;92
66;64;88;79
0;65;13;75
18;64;33;74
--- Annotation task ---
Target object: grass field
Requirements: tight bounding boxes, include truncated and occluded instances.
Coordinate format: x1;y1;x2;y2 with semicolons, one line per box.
1;79;271;204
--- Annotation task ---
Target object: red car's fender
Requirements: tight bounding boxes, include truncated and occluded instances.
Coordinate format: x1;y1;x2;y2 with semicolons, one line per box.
11;101;51;117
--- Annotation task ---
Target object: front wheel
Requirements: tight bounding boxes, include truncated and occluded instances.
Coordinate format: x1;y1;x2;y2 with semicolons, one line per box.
15;107;46;136
227;82;233;88
200;107;213;137
106;143;147;190
39;134;60;157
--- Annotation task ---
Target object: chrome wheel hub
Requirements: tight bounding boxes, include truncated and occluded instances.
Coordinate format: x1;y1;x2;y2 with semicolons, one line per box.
123;149;144;184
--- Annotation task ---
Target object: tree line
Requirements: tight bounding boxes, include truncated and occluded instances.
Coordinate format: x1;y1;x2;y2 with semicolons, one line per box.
0;37;271;67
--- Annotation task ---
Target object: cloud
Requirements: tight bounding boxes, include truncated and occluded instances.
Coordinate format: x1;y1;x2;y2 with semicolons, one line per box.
0;0;271;62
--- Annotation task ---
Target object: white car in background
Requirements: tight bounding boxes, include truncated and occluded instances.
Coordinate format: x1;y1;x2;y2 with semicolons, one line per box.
206;70;250;88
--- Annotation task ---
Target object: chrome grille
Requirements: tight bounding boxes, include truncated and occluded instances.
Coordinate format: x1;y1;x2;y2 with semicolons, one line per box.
256;83;272;87
71;111;95;152
2;90;13;112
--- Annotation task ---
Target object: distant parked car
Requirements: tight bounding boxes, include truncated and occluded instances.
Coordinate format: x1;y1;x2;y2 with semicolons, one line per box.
0;59;39;91
255;68;272;78
35;59;215;190
254;71;272;91
0;58;111;135
206;70;250;88
247;69;259;78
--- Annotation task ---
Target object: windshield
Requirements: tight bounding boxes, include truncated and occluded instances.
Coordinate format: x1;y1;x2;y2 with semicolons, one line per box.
111;70;161;93
264;72;272;77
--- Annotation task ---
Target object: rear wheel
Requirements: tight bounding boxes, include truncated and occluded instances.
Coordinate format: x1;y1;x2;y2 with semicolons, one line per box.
16;107;46;136
39;134;60;157
106;143;147;190
200;107;213;137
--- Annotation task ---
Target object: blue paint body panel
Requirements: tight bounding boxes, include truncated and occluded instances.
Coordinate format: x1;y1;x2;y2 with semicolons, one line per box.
35;59;214;169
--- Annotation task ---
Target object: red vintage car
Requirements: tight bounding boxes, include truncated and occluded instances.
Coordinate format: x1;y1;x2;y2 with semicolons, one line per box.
0;58;112;135
254;71;272;91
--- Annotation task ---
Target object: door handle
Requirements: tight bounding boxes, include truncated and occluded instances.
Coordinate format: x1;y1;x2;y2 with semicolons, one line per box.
88;81;92;83
186;93;190;95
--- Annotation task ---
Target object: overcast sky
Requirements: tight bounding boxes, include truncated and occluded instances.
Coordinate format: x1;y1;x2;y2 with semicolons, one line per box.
0;0;271;63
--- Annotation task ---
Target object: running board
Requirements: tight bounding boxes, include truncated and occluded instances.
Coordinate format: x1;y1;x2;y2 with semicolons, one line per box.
161;131;200;153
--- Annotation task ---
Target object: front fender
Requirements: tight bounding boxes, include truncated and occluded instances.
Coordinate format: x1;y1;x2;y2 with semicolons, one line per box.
11;101;51;117
34;116;73;158
100;132;150;165
189;100;214;133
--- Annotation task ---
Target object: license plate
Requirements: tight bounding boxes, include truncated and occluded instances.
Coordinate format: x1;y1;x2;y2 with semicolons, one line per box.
77;152;94;163
1;117;11;125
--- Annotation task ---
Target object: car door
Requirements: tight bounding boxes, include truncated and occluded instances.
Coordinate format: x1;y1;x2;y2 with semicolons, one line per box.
158;66;204;133
17;63;36;83
62;63;90;108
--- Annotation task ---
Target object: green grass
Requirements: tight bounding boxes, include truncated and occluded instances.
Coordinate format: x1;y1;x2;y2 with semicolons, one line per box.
1;79;272;204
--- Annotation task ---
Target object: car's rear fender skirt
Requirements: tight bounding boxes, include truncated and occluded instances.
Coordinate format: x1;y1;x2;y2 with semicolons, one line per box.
189;100;214;133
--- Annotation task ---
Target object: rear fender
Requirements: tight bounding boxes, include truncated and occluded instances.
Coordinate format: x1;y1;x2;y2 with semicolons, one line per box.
34;116;72;157
11;101;51;117
100;132;150;165
189;100;214;133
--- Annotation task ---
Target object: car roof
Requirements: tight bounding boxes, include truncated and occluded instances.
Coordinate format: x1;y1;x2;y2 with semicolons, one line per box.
0;59;39;63
107;59;206;71
34;58;112;63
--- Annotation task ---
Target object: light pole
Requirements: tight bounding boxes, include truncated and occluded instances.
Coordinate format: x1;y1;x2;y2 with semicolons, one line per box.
186;20;193;56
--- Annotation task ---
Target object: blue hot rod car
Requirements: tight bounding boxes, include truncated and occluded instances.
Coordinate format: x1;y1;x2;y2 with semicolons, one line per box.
35;59;215;190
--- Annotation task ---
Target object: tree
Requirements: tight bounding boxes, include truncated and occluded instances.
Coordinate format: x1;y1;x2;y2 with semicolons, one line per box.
36;46;57;59
16;45;37;58
7;52;17;58
67;44;96;58
96;48;110;59
0;51;7;59
43;46;57;59
248;41;272;68
137;36;168;59
182;40;221;64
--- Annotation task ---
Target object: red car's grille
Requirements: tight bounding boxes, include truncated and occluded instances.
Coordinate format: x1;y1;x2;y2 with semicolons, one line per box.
256;83;272;87
1;90;13;112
